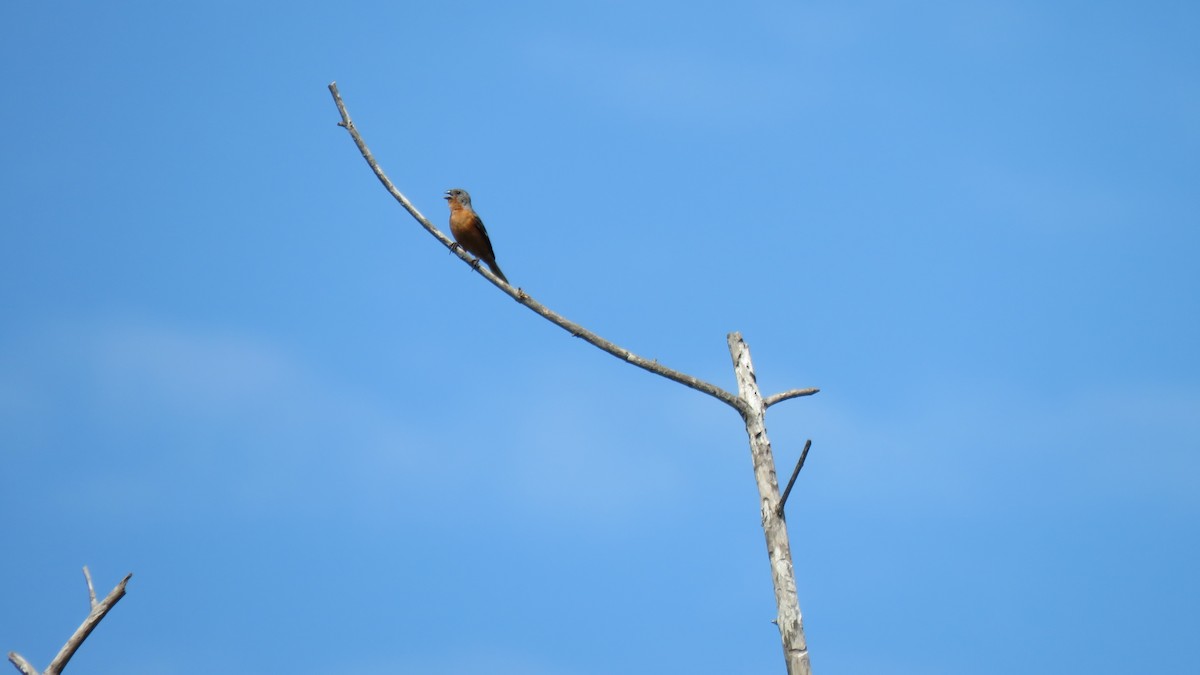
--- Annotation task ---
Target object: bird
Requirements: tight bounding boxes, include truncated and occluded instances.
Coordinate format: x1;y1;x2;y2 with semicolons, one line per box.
444;188;509;283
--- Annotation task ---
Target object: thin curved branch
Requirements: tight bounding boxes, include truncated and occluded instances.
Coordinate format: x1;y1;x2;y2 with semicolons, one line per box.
328;82;747;414
763;388;820;409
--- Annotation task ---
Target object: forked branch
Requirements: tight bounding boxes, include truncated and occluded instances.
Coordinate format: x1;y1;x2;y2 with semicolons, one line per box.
8;568;132;675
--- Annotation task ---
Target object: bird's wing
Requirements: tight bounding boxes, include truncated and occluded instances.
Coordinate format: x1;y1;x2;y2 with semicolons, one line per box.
473;214;498;259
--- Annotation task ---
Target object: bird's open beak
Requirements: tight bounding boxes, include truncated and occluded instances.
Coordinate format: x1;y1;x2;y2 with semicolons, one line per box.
443;191;452;200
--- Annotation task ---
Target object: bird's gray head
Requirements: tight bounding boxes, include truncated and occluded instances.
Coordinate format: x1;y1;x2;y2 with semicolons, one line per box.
443;188;472;207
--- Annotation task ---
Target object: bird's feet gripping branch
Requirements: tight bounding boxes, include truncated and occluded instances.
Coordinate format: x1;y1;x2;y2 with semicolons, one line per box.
444;188;509;284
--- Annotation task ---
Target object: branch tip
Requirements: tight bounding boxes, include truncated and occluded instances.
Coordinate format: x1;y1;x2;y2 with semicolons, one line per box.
82;566;97;608
8;651;39;675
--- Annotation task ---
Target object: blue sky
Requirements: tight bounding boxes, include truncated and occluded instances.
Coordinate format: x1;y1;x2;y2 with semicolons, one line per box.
2;1;1197;673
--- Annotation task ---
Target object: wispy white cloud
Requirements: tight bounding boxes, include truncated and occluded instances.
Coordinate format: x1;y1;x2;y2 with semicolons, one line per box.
1;318;708;530
6;317;1192;533
0;318;449;522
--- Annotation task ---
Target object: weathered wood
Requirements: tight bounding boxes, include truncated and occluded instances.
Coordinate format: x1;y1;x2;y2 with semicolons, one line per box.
7;654;37;675
729;332;811;675
8;568;132;675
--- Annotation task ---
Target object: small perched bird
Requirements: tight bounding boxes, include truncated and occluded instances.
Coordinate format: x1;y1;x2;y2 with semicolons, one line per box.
444;188;508;283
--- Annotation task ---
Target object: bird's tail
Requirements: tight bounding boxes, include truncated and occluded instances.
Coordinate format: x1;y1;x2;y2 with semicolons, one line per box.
487;260;509;284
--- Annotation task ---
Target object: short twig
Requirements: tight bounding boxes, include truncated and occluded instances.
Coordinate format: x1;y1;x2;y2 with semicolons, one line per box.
82;566;97;608
777;439;812;516
763;388;820;408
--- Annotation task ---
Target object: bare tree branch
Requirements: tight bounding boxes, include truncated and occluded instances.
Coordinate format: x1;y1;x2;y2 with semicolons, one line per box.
8;569;132;675
763;388;820;408
327;81;747;413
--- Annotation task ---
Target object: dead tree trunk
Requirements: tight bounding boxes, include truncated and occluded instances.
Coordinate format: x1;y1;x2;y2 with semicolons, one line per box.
328;82;817;674
729;334;811;675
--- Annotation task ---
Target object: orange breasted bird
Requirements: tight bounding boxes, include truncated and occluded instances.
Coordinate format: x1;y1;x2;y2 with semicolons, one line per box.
444;188;508;284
